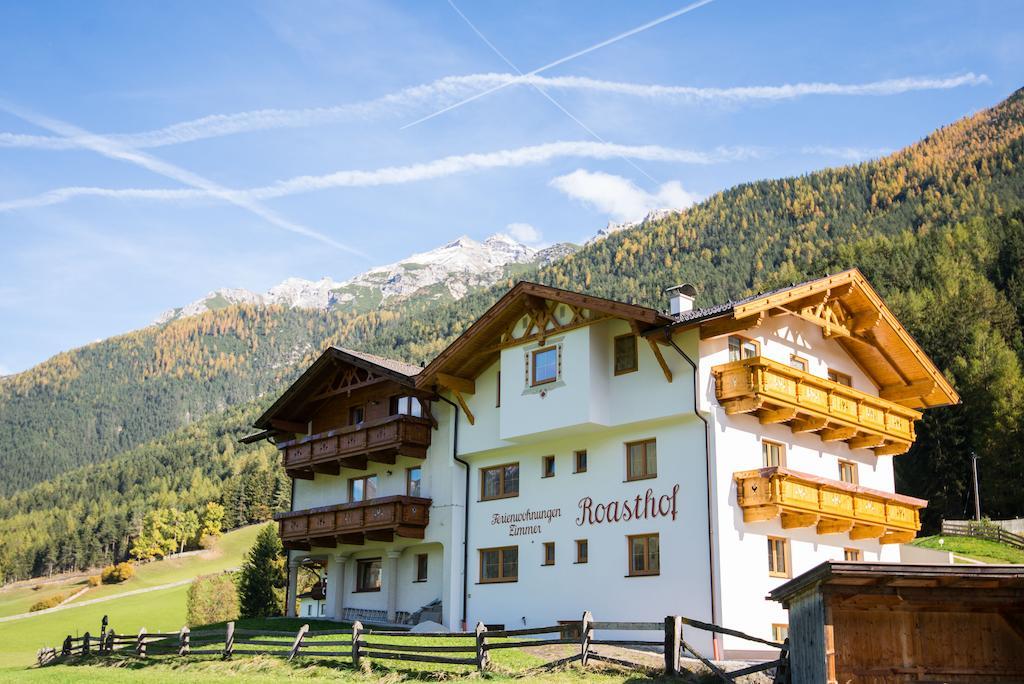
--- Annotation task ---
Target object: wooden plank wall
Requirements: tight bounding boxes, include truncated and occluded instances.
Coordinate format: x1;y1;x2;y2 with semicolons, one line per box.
832;608;1024;683
787;589;831;684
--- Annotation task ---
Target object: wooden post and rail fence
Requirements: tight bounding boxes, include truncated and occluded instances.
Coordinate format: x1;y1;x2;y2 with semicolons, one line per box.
38;612;790;682
941;519;1024;550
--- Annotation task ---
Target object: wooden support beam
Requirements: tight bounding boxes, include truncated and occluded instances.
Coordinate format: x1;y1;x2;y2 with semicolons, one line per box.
338;533;365;546
288;469;315;481
874;441;911;457
849;524;885;540
646;338;673;383
366;452;397;465
879;530;915;545
437;372;476;395
791;416;828;433
365;530;394;543
849;310;881;334
311;462;341;475
270;419;307;433
879;379;936;403
452;389;476;426
723;396;763;415
339;455;368;470
781;512;819;529
699;313;765;340
758;407;797;425
395;525;426;540
820;426;857;442
742;504;780;523
816;519;854;535
848;434;886;450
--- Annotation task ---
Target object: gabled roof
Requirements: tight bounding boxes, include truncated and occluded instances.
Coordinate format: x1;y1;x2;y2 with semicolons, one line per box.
661;269;959;409
415;281;674;386
253;346;419;431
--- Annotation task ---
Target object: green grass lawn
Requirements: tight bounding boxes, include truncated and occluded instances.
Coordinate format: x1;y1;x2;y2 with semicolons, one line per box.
0;524;265;620
913;535;1024;564
9;616;687;683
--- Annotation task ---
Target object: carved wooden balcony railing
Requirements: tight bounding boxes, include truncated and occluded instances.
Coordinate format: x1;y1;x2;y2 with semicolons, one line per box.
275;495;431;550
278;415;432;480
713;356;921;456
734;466;925;545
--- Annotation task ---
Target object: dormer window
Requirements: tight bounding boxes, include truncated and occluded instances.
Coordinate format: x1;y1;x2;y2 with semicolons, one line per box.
728;335;759;362
531;346;559;386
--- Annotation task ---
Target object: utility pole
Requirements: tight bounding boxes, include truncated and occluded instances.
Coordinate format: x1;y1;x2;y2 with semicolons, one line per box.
971;452;982;522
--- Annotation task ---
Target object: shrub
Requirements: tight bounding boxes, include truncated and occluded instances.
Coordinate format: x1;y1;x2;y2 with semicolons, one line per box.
187;573;240;626
30;593;68;612
101;561;135;584
87;575;101;587
198;534;218;550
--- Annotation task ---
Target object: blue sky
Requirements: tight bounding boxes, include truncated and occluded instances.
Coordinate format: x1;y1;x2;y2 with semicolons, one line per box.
1;1;1022;374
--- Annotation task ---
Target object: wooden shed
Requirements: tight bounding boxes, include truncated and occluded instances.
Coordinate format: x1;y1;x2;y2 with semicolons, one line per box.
768;562;1024;683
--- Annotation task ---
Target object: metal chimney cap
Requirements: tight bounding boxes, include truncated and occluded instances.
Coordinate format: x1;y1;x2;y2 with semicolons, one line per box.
664;283;697;297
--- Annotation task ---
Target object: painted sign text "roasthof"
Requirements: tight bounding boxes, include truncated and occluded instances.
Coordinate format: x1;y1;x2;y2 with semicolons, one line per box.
576;484;680;526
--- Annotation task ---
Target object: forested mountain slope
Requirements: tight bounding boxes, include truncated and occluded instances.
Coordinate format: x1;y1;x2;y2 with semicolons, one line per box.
0;88;1022;580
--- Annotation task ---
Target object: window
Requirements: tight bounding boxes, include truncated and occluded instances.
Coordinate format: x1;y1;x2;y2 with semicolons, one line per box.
406;467;422;497
496;371;501;407
542;455;555;478
355;558;382;592
844;548;861;562
772;624;789;643
626;439;657;481
762;440;786;468
389;395;423;417
543;542;555;566
728;335;759;362
415;553;428;581
628;534;660;576
789;355;808;372
531;346;559;386
575;539;588;564
320;603;325;616
767;537;790;578
479;546;518;583
349;475;378;502
481;463;519;500
574;450;588;474
614;334;639;375
348;405;365;425
828;369;852;387
838;460;858;484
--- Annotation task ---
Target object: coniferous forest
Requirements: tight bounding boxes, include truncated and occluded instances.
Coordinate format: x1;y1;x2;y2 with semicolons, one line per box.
1;88;1022;582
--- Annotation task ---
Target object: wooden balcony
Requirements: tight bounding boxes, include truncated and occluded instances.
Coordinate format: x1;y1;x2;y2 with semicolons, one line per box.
278;414;432;480
275;495;431;550
734;466;925;544
713;356;921;456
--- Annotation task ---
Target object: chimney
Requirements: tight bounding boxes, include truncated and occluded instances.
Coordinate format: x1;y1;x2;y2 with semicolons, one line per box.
666;283;697;315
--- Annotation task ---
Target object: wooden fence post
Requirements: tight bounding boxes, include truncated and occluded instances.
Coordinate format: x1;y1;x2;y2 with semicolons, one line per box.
179;626;190;656
223;621;235;660
82;632;91;656
351;621;363;667
474;622;489;671
136;627;147;658
664;615;681;675
289;624;309;661
104;630;114;654
580;610;593;667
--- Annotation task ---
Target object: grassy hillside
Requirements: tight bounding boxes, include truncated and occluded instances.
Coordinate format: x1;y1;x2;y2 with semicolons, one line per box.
914;535;1024;565
1;88;1023;582
0;524;266;669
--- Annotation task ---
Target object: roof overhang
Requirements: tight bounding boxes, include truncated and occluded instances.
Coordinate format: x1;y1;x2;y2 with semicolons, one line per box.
415;281;674;388
665;269;959;409
253;347;418;431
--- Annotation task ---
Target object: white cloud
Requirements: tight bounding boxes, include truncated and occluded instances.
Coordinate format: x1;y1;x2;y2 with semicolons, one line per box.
0;73;988;150
506;222;543;245
801;145;892;161
0;141;750;212
549;169;701;223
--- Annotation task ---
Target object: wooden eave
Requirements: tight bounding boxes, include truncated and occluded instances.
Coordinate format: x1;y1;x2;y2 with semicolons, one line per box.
254;347;420;431
415;281;673;388
676;269;959;409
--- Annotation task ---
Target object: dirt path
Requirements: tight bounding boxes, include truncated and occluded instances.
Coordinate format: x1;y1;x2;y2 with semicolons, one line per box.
0;578;194;624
